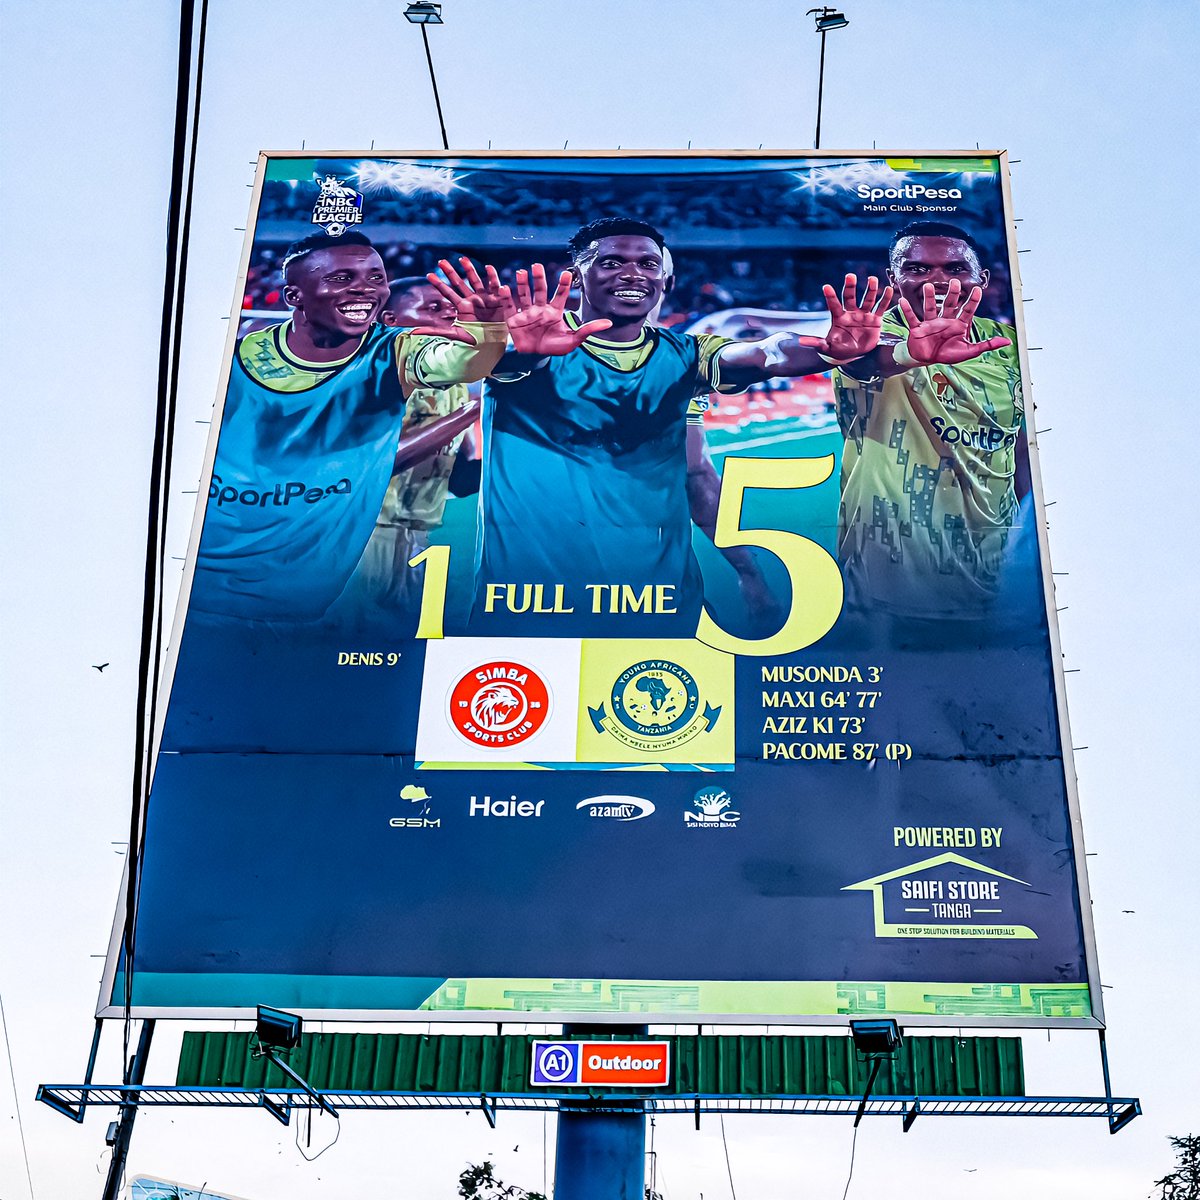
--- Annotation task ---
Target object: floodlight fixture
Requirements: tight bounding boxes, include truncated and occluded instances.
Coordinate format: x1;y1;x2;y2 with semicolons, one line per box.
403;2;444;24
848;1018;902;1126
806;6;850;149
255;1005;303;1052
810;6;849;32
252;1004;338;1122
850;1017;903;1058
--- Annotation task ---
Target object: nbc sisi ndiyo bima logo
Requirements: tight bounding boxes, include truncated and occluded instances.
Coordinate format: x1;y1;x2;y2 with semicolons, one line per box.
449;661;550;748
588;658;721;754
684;786;740;830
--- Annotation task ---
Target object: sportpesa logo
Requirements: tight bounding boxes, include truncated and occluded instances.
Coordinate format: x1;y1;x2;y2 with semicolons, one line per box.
856;184;963;202
208;475;352;508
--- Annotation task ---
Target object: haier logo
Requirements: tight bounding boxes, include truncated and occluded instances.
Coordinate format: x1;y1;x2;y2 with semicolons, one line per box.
855;183;963;202
575;795;655;822
470;794;545;818
389;783;441;829
684;787;741;829
208;475;352;508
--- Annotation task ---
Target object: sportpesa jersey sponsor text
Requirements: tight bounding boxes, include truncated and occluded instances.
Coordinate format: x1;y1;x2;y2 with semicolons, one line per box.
208;474;352;508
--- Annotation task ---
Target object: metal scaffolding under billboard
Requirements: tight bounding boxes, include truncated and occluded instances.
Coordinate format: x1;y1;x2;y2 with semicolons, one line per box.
99;151;1101;1027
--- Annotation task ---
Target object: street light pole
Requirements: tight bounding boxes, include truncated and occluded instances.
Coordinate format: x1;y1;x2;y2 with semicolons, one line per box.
815;23;828;148
806;6;849;149
420;23;449;149
404;2;449;150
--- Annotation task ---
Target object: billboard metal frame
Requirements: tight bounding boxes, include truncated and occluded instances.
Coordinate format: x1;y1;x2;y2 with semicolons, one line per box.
37;1084;1141;1134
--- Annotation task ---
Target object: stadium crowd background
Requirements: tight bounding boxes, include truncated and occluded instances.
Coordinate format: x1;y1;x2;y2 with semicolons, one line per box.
243;164;1014;325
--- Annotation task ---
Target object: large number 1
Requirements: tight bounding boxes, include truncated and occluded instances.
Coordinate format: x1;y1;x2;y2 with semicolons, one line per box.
694;454;844;657
408;544;450;639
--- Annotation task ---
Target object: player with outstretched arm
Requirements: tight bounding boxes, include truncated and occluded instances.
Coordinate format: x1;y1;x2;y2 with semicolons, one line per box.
189;234;510;625
430;217;891;636
831;220;1027;620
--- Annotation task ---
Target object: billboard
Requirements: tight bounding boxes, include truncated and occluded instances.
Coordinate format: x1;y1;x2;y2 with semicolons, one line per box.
101;152;1101;1026
131;1179;251;1200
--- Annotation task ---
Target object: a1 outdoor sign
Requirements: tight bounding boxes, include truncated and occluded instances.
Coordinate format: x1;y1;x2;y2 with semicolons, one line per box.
530;1040;671;1087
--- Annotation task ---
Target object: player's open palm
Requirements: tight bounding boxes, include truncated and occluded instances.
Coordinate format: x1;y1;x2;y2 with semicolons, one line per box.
898;280;1012;365
506;264;612;356
420;257;514;342
821;273;893;361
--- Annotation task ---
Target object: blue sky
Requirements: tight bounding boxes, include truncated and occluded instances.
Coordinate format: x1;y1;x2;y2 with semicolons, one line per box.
1;1;1198;1197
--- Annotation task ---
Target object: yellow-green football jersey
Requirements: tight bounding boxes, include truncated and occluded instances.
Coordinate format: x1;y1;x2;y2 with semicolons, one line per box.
833;310;1023;618
374;383;471;531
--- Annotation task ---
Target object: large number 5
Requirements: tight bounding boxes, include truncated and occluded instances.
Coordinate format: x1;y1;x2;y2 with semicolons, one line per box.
694;454;844;657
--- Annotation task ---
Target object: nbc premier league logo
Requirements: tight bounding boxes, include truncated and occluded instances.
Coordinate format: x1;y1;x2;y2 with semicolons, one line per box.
588;659;722;754
311;174;364;237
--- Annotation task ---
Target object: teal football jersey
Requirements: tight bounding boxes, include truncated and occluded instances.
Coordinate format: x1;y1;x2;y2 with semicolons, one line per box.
191;322;407;621
473;321;732;634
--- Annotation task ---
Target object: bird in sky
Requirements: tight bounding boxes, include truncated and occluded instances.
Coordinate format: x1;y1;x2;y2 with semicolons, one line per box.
92;662;110;672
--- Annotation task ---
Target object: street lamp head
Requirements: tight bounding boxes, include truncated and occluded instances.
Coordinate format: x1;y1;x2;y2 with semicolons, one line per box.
807;6;849;32
404;2;444;24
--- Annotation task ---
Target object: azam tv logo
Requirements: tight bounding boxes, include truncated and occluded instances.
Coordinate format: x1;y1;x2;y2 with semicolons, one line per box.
389;784;440;829
312;174;364;237
449;660;550;748
575;795;655;822
684;787;740;830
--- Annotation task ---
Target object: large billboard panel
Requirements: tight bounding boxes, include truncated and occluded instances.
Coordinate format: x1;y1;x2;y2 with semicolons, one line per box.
131;1179;251;1200
101;152;1101;1026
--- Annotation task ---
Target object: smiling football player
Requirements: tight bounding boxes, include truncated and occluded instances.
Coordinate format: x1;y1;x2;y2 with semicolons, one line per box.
468;217;891;634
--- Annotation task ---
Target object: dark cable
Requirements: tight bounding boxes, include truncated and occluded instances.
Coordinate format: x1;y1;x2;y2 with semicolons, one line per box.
0;992;36;1199
718;1114;737;1200
840;1122;860;1200
295;1103;341;1161
122;0;208;1073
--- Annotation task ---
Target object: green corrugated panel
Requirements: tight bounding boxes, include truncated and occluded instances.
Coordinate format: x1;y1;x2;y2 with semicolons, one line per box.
177;1032;1023;1097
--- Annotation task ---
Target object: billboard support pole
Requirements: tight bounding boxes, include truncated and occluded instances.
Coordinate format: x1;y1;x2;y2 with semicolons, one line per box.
100;1019;155;1200
554;1026;646;1200
1098;1029;1140;1135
